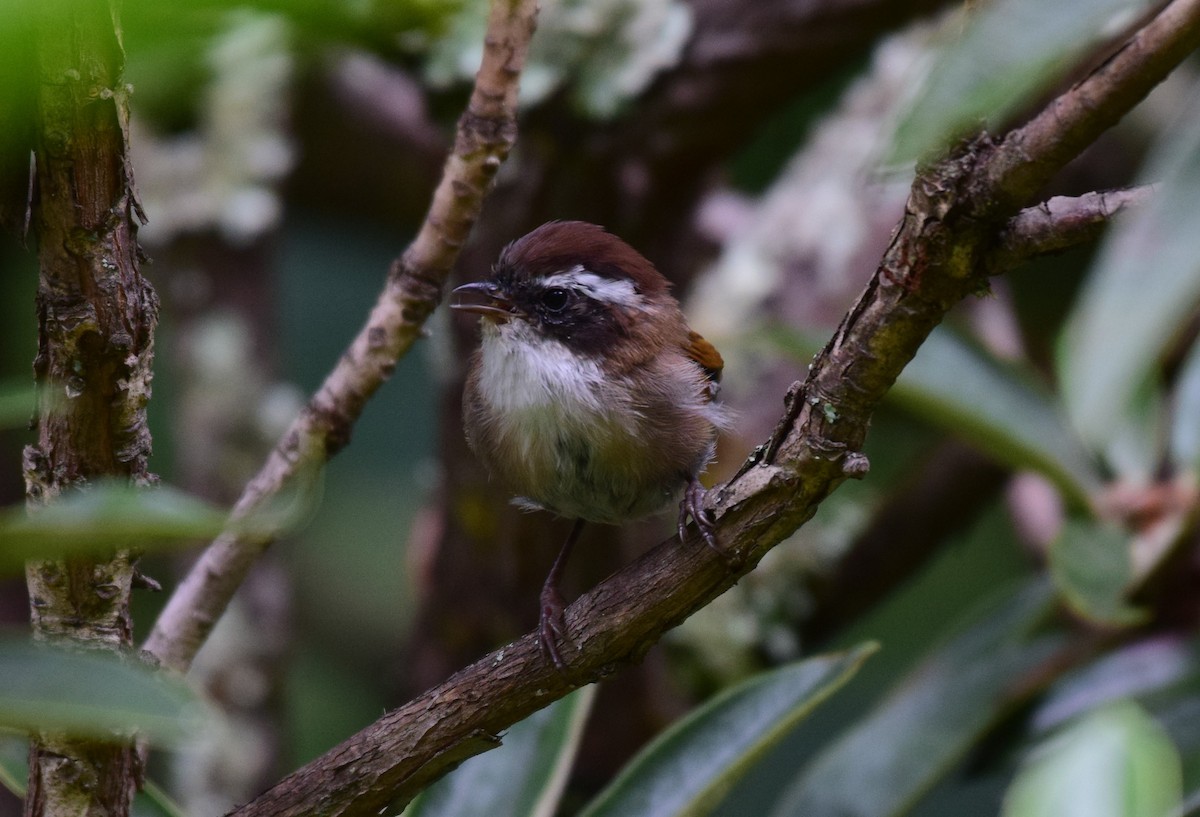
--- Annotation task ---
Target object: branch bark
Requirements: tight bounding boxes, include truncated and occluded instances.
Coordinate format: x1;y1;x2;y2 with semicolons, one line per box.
22;0;158;814
142;0;540;674
228;1;1200;815
987;185;1155;273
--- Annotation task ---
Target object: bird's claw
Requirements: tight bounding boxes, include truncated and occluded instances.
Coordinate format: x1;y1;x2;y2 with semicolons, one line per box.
539;584;569;671
679;479;734;565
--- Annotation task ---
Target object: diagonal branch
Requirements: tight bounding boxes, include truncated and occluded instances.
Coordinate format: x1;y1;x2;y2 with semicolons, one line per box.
142;0;539;674
228;1;1200;815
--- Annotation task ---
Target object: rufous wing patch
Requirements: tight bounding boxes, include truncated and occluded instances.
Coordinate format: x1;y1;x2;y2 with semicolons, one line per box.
686;330;724;383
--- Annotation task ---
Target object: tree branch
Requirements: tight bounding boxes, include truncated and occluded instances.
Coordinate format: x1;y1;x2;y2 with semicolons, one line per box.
142;0;539;674
228;1;1200;815
23;0;157;813
987;186;1155;273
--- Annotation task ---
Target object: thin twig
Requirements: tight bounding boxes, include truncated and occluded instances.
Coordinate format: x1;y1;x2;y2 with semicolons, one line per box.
142;0;539;674
987;186;1155;273
228;2;1200;816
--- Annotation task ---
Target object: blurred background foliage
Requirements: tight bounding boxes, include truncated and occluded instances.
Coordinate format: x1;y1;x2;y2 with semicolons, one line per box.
3;0;1200;815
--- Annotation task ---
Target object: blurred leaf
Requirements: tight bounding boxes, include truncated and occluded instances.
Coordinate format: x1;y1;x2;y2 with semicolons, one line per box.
0;733;186;816
771;580;1062;817
233;457;326;541
890;0;1153;162
890;327;1101;506
424;0;691;118
406;685;596;817
1032;637;1200;734
0;481;227;569
1003;701;1181;817
1060;81;1200;458
582;643;878;817
1170;337;1200;471
1104;384;1167;484
0;0;457;156
0;637;208;743
0;733;25;797
1180;790;1200;817
0;381;35;430
1048;519;1147;628
134;780;188;817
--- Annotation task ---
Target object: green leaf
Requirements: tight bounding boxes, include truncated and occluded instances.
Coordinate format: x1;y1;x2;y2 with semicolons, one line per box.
134;780;189;817
890;327;1101;505
771;580;1061;817
0;381;36;430
0;733;187;816
1048;519;1147;628
581;643;878;817
890;0;1155;162
1060;82;1200;457
1003;701;1182;817
1169;337;1200;471
405;685;597;817
0;637;208;743
1032;638;1200;734
0;733;26;797
0;481;227;569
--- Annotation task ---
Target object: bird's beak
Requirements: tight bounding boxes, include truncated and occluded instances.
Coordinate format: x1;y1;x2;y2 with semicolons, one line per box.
450;281;523;321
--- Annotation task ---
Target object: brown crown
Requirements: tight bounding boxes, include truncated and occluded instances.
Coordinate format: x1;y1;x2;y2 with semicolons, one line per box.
497;221;670;298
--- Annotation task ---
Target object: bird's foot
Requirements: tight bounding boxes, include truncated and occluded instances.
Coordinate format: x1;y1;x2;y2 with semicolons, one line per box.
679;478;734;565
539;582;570;671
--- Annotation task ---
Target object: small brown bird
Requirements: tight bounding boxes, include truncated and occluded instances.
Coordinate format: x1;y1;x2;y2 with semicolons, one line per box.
450;221;728;667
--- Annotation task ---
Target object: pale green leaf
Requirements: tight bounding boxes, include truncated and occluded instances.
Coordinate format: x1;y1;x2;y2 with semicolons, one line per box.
771;580;1060;817
0;638;208;743
1061;81;1200;457
1003;701;1181;817
1048;520;1147;628
405;685;596;817
0;382;36;430
581;643;878;817
890;328;1101;505
0;733;188;816
134;780;189;817
1179;790;1200;817
0;481;226;569
1032;638;1200;734
0;733;26;797
891;0;1154;162
1169;337;1200;471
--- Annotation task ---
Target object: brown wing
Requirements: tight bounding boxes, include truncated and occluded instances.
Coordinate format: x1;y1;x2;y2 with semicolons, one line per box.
686;330;724;383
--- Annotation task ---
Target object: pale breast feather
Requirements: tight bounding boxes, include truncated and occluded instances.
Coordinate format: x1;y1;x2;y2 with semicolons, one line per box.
477;320;608;415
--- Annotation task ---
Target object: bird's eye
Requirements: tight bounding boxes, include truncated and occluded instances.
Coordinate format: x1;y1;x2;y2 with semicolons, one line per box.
541;287;570;312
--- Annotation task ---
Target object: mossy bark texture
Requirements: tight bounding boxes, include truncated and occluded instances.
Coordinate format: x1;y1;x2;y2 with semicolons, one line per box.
22;0;158;815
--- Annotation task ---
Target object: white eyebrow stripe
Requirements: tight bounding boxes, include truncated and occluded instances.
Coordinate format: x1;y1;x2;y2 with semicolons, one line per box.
543;266;643;309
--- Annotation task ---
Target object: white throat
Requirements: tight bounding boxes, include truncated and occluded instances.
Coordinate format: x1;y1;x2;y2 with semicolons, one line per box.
477;320;607;416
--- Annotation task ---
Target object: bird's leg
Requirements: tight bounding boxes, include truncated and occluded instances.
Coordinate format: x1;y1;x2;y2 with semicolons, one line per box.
540;518;585;670
679;476;731;562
